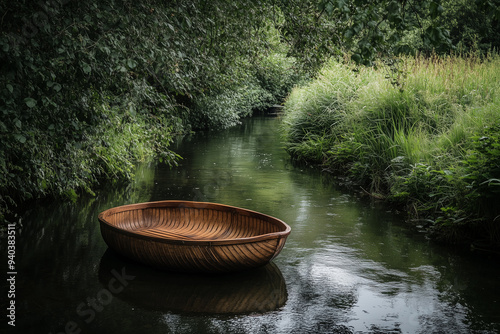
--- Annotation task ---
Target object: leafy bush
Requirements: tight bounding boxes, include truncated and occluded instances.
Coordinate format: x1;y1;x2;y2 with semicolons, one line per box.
438;0;500;55
190;83;266;130
191;51;300;130
462;124;500;219
0;1;187;220
0;0;299;222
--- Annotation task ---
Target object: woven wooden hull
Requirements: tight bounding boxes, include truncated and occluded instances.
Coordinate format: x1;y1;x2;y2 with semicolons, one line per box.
98;249;287;314
98;200;291;273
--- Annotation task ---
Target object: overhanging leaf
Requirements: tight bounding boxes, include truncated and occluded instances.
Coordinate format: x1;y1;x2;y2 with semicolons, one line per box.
24;98;36;108
127;59;137;69
14;134;26;143
351;53;362;63
82;62;92;74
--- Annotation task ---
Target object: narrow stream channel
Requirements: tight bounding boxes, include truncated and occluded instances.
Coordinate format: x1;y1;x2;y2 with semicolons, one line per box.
3;116;500;334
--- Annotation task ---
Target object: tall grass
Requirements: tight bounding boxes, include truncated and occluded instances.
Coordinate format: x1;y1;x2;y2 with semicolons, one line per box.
282;54;500;245
282;60;375;163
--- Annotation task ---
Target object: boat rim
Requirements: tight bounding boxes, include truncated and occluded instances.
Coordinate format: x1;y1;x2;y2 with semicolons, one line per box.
98;200;291;246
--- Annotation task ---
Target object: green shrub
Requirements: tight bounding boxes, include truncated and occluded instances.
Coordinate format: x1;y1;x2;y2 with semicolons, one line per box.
462;124;500;218
0;0;298;222
191;52;300;130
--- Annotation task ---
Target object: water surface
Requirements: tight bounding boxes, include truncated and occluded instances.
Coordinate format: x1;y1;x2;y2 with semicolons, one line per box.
2;116;500;334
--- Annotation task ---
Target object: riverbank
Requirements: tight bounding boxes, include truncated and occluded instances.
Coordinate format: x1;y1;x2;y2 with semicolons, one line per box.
281;54;500;248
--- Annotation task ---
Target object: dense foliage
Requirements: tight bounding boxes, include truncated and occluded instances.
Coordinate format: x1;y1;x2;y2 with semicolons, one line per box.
439;0;500;53
282;55;500;246
0;0;299;221
276;0;453;68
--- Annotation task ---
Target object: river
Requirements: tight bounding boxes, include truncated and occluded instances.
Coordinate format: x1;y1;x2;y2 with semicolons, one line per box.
2;115;500;334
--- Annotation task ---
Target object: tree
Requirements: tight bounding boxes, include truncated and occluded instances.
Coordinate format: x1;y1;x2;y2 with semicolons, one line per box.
438;0;500;54
275;0;452;68
0;0;295;221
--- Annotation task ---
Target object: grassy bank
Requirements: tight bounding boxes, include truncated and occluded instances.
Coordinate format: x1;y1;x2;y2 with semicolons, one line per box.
282;54;500;247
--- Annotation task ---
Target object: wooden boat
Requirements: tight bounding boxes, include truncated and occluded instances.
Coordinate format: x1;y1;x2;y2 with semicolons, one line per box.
98;200;291;273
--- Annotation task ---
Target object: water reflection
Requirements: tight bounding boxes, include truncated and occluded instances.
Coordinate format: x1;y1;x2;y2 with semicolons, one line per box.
98;250;287;315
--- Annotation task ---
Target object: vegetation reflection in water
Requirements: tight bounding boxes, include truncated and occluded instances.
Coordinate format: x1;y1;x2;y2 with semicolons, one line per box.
3;116;500;334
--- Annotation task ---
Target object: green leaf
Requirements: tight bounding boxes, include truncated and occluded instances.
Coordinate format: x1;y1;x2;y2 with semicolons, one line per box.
82;62;92;74
344;29;354;39
353;23;363;34
326;2;334;14
14;134;26;143
65;188;78;202
24;98;36;108
129;104;136;116
53;83;62;92
6;84;13;93
429;2;443;19
127;59;137;69
14;119;21;129
387;0;400;13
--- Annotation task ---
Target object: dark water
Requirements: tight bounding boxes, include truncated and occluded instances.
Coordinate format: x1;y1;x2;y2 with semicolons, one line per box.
2;116;500;334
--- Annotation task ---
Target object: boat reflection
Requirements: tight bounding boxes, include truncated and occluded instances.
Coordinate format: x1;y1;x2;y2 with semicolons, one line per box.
98;249;287;315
